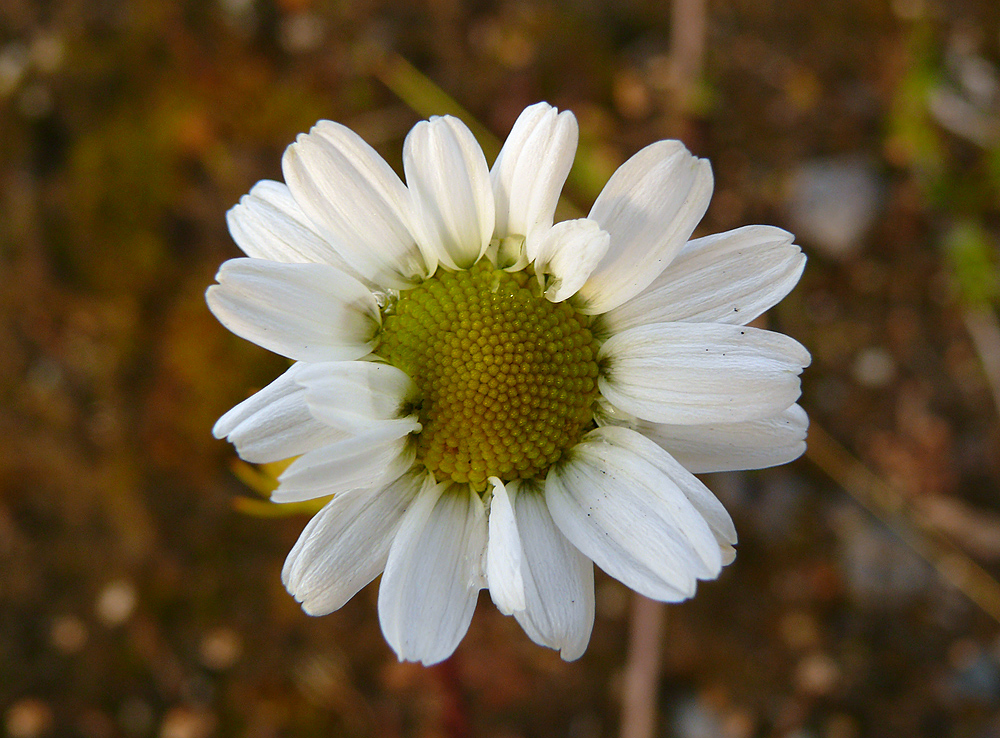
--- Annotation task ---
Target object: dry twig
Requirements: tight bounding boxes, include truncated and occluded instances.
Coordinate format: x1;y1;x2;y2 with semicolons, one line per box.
807;423;1000;623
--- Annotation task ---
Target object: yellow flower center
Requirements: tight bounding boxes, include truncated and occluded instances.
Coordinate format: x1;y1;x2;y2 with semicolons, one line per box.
378;258;600;492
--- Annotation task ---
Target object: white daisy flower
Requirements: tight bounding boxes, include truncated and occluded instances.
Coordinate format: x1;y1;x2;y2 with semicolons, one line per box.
207;102;810;665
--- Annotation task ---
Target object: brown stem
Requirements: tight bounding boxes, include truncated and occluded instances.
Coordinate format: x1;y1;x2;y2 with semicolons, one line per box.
620;595;667;738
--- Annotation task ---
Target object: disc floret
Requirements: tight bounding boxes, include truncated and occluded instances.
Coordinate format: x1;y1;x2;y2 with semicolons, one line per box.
379;258;600;491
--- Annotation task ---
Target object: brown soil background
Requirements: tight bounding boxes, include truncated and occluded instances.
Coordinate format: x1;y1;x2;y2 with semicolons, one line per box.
3;1;1000;736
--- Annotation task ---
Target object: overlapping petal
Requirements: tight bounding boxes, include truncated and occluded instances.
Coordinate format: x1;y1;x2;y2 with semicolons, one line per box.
602;225;805;333
509;481;595;660
226;180;373;286
282;121;430;289
379;481;488;665
486;479;525;616
273;420;419;503
293;361;419;434
598;322;810;425
212;363;347;463
405;116;495;270
206;258;381;362
578;141;713;315
592;426;737;563
545;428;722;602
281;471;423;616
640;403;809;474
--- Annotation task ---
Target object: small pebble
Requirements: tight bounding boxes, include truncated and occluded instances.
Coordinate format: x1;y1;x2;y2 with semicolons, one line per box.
29;34;65;74
852;347;896;388
786;157;881;259
672;695;727;738
49;614;88;654
6;699;53;738
198;628;242;671
795;652;840;696
0;42;28;98
95;580;137;627
159;707;215;738
279;13;325;54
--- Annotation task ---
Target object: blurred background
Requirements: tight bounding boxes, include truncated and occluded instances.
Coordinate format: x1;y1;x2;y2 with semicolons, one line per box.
3;0;1000;736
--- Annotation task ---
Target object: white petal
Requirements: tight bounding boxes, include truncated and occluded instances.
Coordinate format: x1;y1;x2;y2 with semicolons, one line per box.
486;478;525;616
545;431;722;602
206;258;380;362
282;120;430;289
273;419;419;503
378;482;488;665
602;225;806;333
281;470;423;616
491;102;579;248
589;426;737;558
213;363;347;463
509;481;595;661
293;361;419;434
404;116;495;270
226;180;374;286
532;219;610;303
579;141;713;314
641;403;809;474
598;322;810;425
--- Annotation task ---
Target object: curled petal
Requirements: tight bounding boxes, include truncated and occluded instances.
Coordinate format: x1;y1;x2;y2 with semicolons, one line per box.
589;426;737;563
293;361;419;434
639;404;810;474
532;219;610;303
405;116;495;270
492;102;579;249
273;419;419;503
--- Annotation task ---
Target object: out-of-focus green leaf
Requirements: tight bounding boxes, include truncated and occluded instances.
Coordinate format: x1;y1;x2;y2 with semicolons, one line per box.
945;220;998;307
